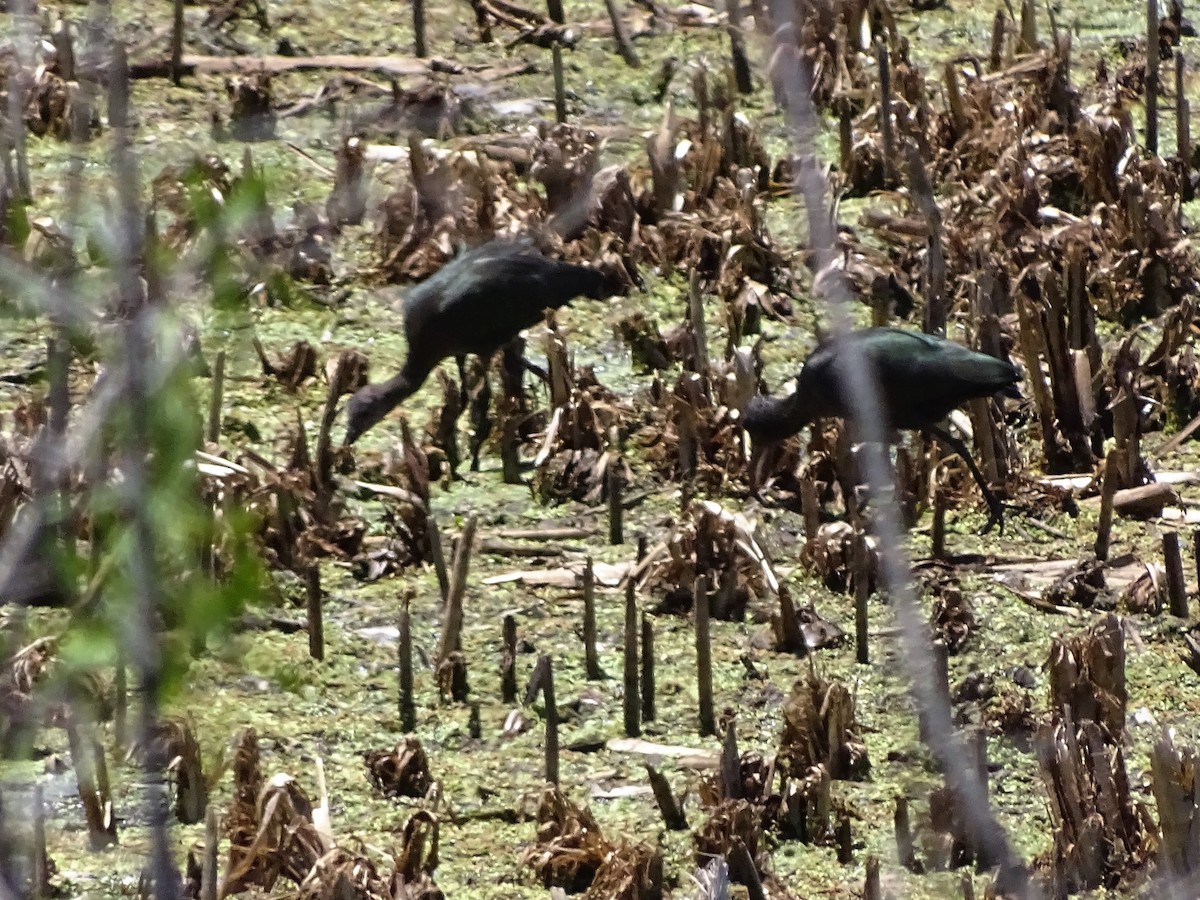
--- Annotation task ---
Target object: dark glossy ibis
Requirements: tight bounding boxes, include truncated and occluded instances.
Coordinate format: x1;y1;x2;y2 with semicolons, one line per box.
344;239;607;444
743;327;1021;532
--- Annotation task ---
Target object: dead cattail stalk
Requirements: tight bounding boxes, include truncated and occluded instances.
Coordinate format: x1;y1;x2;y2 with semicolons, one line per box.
646;764;688;829
205;351;225;444
720;719;742;799
800;476;820;538
414;0;428;57
170;0;185;84
583;559;602;679
969;397;999;485
837;816;853;863
437;514;478;666
399;604;416;731
623;578;641;736
943;62;967;137
428;514;450;603
603;0;640;67
695;574;716;736
502;613;518;704
904;142;947;335
725;0;752;92
608;464;624;544
1177;54;1192;194
837;100;854;178
304;565;324;660
895;796;917;870
687;271;710;379
778;585;806;654
854;536;870;664
201;803;219;900
1018;0;1038;53
930;488;947;560
551;44;567;123
1147;0;1160;153
1095;449;1120;561
876;39;896;184
65;718;116;849
989;9;1006;71
1164;531;1189;617
864;855;881;900
919;639;951;743
641;613;656;721
31;782;49;898
540;654;560;784
114;653;127;749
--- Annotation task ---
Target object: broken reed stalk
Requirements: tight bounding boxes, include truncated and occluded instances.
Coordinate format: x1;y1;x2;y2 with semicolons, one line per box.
919;639;951;743
413;0;428;57
399;604;416;731
636;533;648;562
603;0;640;67
582;559;602;679
437;514;478;665
864;855;881;900
989;9;1005;71
695;574;716;737
540;654;560;784
1095;449;1120;561
895;796;917;870
778;585;805;654
854;536;870;664
623;578;641;736
1164;531;1189;617
837;816;853;863
876;39;896;184
730;840;767;900
720;720;742;799
551;43;567;124
305;564;324;661
904;142;947;335
65;718;115;849
1195;529;1200;596
969;397;1000;485
546;0;565;23
641;613;656;721
501;613;518;704
607;464;624;544
646;764;688;829
427;514;450;603
31;783;49;899
170;0;184;84
687;271;710;379
1018;0;1038;53
724;0;752;92
1178;53;1192;180
1146;0;1159;154
114;651;127;749
200;804;219;900
930;489;947;560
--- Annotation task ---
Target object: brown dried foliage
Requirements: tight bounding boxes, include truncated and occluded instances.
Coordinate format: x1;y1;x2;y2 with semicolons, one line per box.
777;670;870;781
363;737;433;800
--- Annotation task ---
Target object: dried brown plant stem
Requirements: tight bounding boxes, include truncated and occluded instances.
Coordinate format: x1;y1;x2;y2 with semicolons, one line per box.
552;44;567;123
623;578;641;736
200;804;219;900
695;574;715;736
641;613;656;720
437;514;478;665
539;655;560;784
171;0;185;84
1177;54;1191;187
1146;0;1160;153
608;463;624;544
854;536;871;664
1164;531;1189;617
725;0;752;92
1095;450;1120;561
604;0;641;67
399;603;416;730
414;0;428;57
904;142;947;335
427;514;450;603
305;565;324;661
206;350;226;444
645;764;688;829
501;613;518;704
876;39;896;184
31;783;49;898
582;559;602;679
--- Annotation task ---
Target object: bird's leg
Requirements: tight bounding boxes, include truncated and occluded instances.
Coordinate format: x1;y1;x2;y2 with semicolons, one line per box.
928;425;1007;535
747;440;767;498
468;355;495;472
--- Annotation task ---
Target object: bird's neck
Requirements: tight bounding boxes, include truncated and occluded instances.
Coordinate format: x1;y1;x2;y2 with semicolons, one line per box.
748;391;809;442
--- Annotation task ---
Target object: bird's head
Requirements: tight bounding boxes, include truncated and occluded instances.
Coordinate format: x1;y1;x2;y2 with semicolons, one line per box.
740;383;808;446
344;382;399;446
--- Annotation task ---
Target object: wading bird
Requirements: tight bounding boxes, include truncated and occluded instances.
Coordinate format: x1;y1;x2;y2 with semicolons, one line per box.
344;239;607;444
742;327;1021;532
